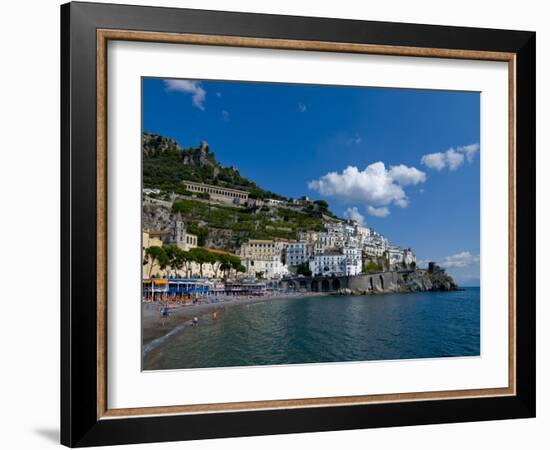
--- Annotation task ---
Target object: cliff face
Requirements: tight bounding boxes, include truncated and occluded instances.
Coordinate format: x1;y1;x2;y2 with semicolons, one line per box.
341;269;458;296
143;132;183;156
181;141;217;168
398;269;458;292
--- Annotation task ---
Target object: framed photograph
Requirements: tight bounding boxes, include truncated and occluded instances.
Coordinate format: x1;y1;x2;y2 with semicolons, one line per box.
61;2;535;447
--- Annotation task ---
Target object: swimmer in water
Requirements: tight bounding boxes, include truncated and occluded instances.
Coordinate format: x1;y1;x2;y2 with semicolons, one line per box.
192;316;199;327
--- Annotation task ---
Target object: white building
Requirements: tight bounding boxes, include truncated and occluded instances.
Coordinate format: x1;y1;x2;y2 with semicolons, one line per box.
317;232;344;249
297;231;319;244
143;188;161;195
285;242;311;266
309;247;362;277
355;224;371;240
266;198;284;206
243;256;289;279
363;242;386;258
388;246;415;268
403;248;416;266
309;249;346;276
324;222;355;236
343;246;362;276
343;246;363;276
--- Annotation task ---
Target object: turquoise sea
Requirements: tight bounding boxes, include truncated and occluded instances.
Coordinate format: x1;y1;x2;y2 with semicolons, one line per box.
143;287;480;370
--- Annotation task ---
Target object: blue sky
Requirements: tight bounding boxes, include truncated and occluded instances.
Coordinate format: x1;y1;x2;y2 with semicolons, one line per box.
143;78;480;286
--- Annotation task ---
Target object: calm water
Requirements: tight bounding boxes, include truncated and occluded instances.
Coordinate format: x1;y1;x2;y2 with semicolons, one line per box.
143;288;480;370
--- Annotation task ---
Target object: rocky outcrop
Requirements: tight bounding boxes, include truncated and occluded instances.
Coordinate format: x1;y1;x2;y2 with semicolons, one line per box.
181;140;216;167
142;202;173;231
337;269;458;296
143;132;217;167
142;132;183;156
397;269;458;292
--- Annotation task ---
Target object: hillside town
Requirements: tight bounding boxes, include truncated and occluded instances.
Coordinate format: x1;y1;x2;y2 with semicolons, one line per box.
143;180;417;300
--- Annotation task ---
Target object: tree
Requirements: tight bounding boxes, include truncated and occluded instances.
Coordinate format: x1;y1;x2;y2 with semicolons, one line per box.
164;244;191;278
220;260;232;279
296;262;312;277
164;244;179;277
143;246;169;278
211;253;229;279
364;261;383;273
177;250;193;277
410;261;416;270
186;223;208;247
220;255;243;279
313;199;329;210
188;248;212;278
255;271;265;279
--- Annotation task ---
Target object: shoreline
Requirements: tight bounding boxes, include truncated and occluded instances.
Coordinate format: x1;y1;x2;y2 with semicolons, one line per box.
142;291;327;347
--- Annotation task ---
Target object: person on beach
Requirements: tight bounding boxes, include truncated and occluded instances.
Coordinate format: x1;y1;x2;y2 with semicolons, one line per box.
192;316;199;327
160;304;169;326
212;311;218;320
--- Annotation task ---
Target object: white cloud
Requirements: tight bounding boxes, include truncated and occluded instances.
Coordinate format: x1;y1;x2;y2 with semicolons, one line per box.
367;205;390;217
445;148;465;170
343;207;365;225
388;164;427;186
164;79;206;110
421;152;446;170
298;102;307;113
308;162;426;217
460;143;480;162
394;198;409;208
346;135;362;145
439;251;480;268
421;143;479;171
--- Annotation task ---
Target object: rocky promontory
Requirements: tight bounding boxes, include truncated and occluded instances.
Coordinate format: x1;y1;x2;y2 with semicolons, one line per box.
397;268;458;292
338;267;458;296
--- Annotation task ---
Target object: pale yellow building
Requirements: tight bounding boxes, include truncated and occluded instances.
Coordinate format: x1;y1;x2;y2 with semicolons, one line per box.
239;239;287;259
142;230;169;278
143;230;240;280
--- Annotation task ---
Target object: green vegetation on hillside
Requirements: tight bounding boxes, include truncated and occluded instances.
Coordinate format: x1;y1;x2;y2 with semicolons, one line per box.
364;261;384;273
171;199;329;245
143;132;343;250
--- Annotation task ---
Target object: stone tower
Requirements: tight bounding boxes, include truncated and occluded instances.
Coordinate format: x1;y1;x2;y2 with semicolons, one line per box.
171;212;186;246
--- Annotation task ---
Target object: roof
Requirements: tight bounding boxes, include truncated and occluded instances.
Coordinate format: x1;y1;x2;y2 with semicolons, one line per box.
142;279;168;285
144;229;170;236
206;248;238;257
318;248;344;256
182;180;249;195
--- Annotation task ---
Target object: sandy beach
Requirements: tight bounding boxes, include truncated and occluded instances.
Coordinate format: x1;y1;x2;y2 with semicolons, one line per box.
142;291;327;349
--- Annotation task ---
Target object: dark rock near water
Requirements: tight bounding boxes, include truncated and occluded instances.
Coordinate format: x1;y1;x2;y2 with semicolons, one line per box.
336;269;458;296
398;269;458;292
